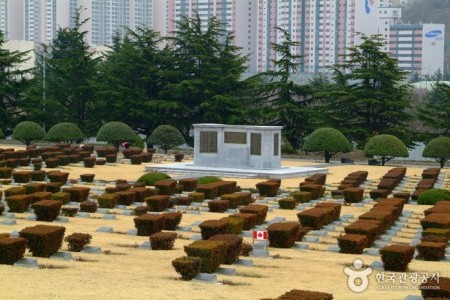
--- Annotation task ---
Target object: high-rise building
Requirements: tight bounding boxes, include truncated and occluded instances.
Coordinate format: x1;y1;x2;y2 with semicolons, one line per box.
0;0;24;40
389;23;445;76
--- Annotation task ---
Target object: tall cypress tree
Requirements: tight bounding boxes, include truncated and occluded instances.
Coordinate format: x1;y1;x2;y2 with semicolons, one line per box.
0;31;33;130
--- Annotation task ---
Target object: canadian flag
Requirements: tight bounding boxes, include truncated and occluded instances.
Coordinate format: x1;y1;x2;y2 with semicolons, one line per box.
253;230;268;241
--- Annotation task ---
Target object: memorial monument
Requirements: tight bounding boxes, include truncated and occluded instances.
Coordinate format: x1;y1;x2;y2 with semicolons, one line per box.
145;123;327;178
193;124;281;169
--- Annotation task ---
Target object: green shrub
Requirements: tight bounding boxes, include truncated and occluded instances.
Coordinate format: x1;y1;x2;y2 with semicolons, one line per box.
147;125;185;154
364;134;408;166
97;194;119;208
220;217;245;234
291;191;312;203
64;232;92;252
278;197;297;210
281;139;296;154
422;136;450;168
188;192;204;203
184;240;227;273
172;256;202;280
12;121;45;146
302;127;352;163
197;176;223;185
96;121;137;147
45;122;83;143
417;189;450;205
137;172;171;186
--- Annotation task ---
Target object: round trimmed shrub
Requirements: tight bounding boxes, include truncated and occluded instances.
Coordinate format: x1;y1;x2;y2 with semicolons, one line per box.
417;189;450;205
45;122;84;143
137;172;171;186
147;125;185;154
364;134;408;166
302;128;352;163
197;176;223;185
422;137;450;168
12;121;45;146
96;121;137;147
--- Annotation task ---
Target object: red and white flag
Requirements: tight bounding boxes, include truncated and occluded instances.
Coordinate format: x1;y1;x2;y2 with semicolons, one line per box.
253;230;268;241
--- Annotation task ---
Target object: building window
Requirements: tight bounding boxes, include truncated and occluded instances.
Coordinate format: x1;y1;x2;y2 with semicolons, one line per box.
250;133;261;156
200;131;217;153
273;133;279;156
224;132;247;144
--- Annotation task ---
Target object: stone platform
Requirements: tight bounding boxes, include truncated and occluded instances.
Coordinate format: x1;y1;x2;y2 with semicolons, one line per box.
145;163;328;179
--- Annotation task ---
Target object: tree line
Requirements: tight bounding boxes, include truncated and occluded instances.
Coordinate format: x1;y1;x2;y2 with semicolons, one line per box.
1;12;449;150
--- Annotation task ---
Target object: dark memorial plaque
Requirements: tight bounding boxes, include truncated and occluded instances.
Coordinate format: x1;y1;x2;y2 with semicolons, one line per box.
224;132;247;144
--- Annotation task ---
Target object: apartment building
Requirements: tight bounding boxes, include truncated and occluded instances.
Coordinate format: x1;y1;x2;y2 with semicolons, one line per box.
389;23;445;76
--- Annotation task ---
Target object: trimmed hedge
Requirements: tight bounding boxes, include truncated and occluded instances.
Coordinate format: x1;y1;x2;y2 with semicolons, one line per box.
137;172;171;186
6;195;31;213
145;195;170;212
208;200;229;213
195;184;219;200
172;256;202;280
178;178;197;191
155;179;177;195
97;194;119;209
343;187;364;203
220;192;252;208
380;244;415;272
416;241;447;261
199;219;229;240
209;234;243;264
267;222;300;248
184;240;227;273
239;204;268;225
162;212;182;231
150;232;177;250
256;181;279;197
19;225;66;257
114;191;136;206
79;201;97;213
278;197;297;210
420;213;450;230
134;214;166;236
420;276;450;299
62;187;90;202
0;237;28;265
64;232;92;252
268;289;333;300
337;233;369;254
32;200;62;222
291;191;312;203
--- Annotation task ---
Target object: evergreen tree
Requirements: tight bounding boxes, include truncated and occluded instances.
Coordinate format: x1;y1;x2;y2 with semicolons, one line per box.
0;31;33;129
93;28;165;134
417;82;450;139
322;34;412;148
248;27;314;149
29;10;98;134
159;15;249;144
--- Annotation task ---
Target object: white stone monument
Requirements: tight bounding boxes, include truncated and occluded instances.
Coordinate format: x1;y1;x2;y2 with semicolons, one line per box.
193;124;282;169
